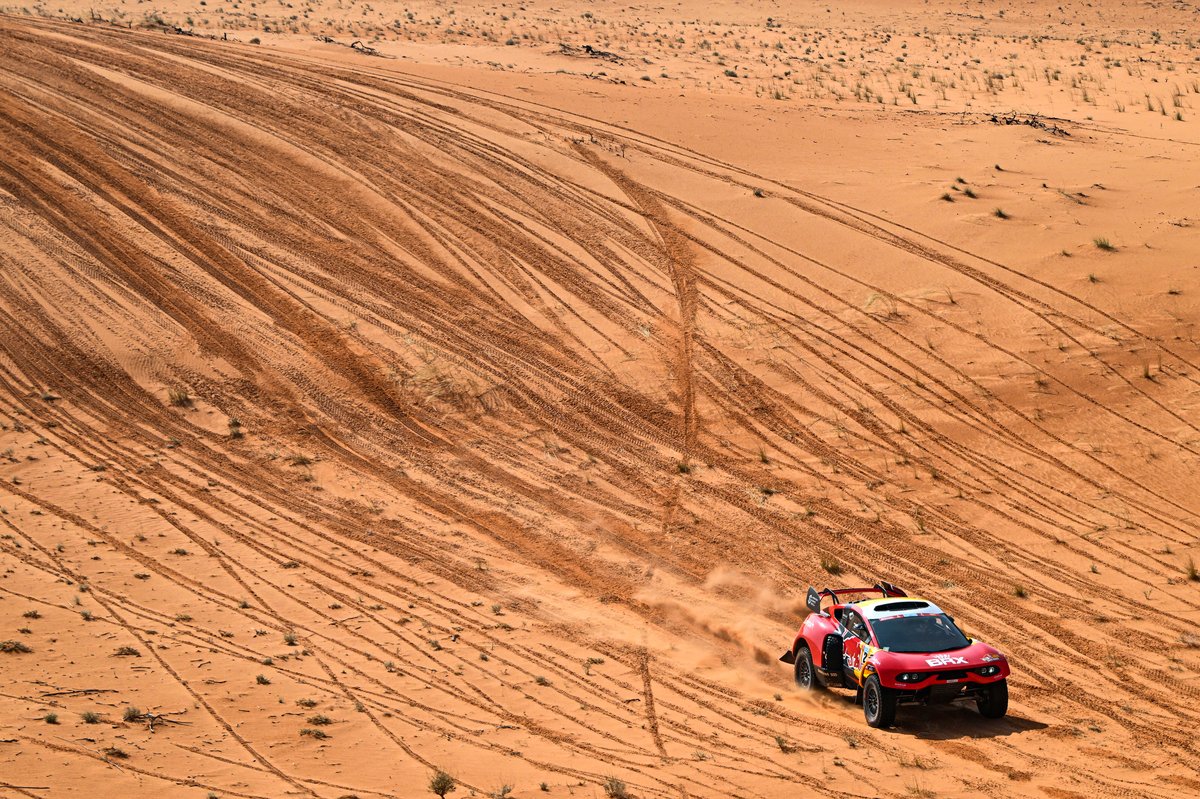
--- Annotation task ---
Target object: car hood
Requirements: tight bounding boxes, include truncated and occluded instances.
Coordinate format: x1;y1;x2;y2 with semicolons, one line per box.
871;640;1005;669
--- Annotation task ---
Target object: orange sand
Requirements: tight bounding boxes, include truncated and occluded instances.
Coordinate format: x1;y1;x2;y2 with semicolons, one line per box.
1;3;1199;797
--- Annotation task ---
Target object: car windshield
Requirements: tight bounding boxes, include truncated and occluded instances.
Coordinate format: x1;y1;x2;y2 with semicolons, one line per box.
871;614;970;653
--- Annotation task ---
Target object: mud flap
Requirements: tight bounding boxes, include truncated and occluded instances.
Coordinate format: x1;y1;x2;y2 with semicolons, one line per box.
821;634;844;685
779;649;796;665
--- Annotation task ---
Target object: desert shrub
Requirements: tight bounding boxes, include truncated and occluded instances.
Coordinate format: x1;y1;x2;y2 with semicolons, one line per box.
602;777;629;799
429;770;456;797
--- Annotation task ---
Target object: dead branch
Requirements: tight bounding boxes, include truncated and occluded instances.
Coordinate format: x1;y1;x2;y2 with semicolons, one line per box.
40;689;116;698
987;112;1070;136
313;36;394;58
558;43;622;63
125;708;192;732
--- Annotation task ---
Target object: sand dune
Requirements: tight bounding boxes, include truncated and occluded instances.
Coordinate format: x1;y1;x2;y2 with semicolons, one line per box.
1;5;1199;798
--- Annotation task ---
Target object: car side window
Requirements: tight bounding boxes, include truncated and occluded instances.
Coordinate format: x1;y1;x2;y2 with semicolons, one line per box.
844;610;870;642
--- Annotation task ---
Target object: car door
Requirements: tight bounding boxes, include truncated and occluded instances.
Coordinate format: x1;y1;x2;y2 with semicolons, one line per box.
840;609;871;682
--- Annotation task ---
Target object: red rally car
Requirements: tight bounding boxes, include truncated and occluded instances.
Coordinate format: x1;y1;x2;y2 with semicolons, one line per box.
780;582;1010;728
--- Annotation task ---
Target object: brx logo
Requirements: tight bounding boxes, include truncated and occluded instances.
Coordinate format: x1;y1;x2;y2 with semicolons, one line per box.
924;655;969;667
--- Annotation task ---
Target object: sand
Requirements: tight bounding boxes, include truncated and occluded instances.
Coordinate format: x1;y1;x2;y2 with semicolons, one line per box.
1;2;1199;797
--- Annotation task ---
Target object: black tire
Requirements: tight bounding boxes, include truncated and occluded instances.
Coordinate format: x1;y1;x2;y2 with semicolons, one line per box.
863;674;897;728
793;643;816;690
976;679;1008;719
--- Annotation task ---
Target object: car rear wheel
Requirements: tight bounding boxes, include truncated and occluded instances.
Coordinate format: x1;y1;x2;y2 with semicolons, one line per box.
976;678;1008;719
793;643;816;690
863;674;897;728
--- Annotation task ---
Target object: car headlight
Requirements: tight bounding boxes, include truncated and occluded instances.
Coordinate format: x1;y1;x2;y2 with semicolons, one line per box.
976;665;1001;676
896;672;925;683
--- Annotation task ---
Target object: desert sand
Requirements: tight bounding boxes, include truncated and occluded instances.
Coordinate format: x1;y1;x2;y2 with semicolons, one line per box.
1;1;1199;797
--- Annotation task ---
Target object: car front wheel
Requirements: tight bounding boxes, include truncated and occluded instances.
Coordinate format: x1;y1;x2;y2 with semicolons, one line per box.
976;678;1008;719
793;643;816;690
863;674;897;728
